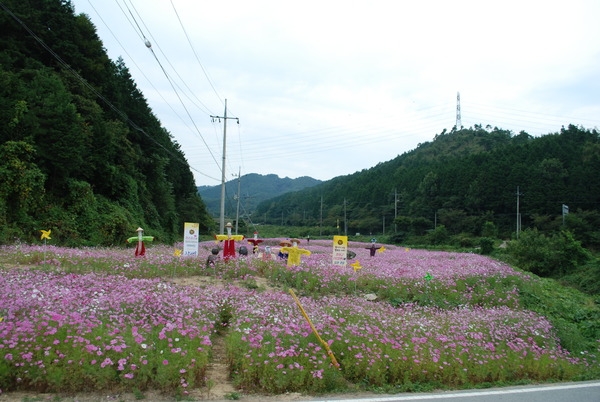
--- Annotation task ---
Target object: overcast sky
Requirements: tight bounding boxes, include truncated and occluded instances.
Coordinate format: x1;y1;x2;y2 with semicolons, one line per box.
70;0;600;187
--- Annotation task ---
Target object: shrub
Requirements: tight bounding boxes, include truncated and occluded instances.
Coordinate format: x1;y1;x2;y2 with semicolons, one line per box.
427;225;449;245
507;229;591;277
479;237;495;255
482;221;498;238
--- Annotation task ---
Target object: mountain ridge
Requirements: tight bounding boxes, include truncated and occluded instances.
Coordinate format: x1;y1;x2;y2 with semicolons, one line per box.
197;173;322;219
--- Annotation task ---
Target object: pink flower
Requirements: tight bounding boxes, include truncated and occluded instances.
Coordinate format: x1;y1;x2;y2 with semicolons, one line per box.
162;359;169;365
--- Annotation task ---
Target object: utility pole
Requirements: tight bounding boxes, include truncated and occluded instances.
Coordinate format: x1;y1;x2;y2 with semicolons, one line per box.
320;196;323;236
516;186;523;239
343;198;347;236
394;188;398;234
234;167;241;235
210;99;239;234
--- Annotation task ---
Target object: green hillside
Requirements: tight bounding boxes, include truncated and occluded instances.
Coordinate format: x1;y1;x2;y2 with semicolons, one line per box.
0;0;213;245
255;125;600;244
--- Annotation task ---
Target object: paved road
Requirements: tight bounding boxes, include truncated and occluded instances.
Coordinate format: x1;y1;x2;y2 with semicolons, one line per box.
307;381;600;402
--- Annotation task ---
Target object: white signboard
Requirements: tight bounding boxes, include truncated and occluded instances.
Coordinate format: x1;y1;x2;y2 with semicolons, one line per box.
183;222;199;256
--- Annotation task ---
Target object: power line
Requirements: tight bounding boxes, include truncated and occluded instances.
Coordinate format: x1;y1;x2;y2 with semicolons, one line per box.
82;0;219;182
117;0;221;171
0;0;219;182
121;0;214;116
169;0;223;105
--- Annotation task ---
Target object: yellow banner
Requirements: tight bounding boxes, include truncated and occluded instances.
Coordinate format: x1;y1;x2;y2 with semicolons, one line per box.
332;235;348;266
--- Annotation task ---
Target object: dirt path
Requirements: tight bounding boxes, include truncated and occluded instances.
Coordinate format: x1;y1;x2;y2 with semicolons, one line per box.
204;330;237;399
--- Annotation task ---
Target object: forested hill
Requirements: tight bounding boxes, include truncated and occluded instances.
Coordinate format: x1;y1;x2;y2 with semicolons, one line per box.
198;174;322;218
0;0;212;245
255;125;600;243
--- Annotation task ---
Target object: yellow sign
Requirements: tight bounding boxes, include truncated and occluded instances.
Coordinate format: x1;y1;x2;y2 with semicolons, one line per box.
332;235;348;266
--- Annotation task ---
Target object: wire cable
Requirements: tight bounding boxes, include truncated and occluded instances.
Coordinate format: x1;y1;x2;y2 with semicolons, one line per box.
169;0;223;105
0;0;220;182
118;0;222;172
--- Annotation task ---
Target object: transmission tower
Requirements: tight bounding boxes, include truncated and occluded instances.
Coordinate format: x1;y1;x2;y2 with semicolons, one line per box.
456;92;462;129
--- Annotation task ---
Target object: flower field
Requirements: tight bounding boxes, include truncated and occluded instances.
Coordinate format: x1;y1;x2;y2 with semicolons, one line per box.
0;239;597;398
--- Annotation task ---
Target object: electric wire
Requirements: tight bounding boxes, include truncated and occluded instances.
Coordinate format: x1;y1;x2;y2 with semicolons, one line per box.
1;3;178;164
169;0;223;105
119;0;244;184
53;2;600;187
85;0;213;151
123;0;214;116
85;1;221;182
118;0;222;172
120;0;244;178
1;0;220;182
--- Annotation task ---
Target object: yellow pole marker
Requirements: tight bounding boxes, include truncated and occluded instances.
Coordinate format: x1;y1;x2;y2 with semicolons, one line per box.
288;289;340;368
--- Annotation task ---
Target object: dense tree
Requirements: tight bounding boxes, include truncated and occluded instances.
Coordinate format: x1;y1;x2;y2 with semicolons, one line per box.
255;125;600;247
0;141;45;231
0;0;213;245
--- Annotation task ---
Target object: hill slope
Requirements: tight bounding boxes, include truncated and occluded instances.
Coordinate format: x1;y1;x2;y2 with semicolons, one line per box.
198;173;322;220
253;125;600;241
0;0;212;245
